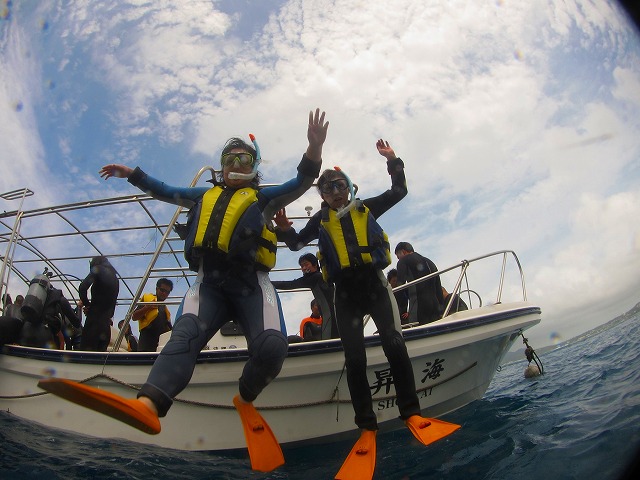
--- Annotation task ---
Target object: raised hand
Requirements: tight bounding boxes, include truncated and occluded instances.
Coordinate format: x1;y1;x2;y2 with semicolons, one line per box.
99;164;133;180
376;139;396;160
306;108;329;163
308;108;329;148
273;209;293;231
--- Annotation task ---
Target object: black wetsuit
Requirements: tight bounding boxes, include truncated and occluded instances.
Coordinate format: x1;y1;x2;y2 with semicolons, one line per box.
271;271;337;339
396;253;444;325
277;157;422;430
0;287;81;348
78;256;119;351
394;288;409;324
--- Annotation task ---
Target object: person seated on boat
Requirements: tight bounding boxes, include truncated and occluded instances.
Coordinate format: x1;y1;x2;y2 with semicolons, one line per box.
441;286;468;315
1;293;12;313
275;139;434;457
0;293;22;346
60;305;83;350
133;278;173;352
386;268;409;324
3;294;24;320
394;242;444;325
118;319;138;352
95;109;328;460
299;299;323;341
270;251;337;339
78;256;120;352
0;284;82;349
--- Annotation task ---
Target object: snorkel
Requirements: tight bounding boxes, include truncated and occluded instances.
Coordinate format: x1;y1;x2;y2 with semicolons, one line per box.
227;133;261;181
333;166;357;219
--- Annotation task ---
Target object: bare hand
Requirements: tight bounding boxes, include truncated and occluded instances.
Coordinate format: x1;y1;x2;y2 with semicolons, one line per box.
376;139;396;160
274;209;293;230
307;108;329;150
99;164;133;180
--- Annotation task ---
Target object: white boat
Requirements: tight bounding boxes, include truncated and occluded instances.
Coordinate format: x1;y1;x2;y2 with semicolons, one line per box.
0;183;541;451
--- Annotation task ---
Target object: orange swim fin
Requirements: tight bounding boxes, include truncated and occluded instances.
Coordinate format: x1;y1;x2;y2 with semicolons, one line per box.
404;415;460;446
335;430;377;480
233;395;284;472
37;378;160;435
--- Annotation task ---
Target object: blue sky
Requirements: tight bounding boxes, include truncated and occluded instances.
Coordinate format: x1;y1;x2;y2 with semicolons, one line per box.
2;0;640;347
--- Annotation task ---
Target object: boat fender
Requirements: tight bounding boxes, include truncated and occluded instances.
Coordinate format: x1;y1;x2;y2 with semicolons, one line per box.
524;364;541;378
520;333;544;378
21;274;51;323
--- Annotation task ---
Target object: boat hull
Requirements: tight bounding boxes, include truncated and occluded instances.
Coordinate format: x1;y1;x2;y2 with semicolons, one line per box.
0;302;540;451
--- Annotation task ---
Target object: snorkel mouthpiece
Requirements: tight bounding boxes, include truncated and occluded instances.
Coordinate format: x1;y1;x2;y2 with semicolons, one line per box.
227;133;262;180
334;166;356;219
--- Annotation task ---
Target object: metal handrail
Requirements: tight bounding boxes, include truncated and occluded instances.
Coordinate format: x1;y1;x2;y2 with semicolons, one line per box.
111;166;216;352
2;182;529;352
0;188;34;314
392;250;528;317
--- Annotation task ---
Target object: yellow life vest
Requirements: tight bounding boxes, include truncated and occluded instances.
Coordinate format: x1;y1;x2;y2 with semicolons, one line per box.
138;293;171;331
317;203;391;282
189;186;277;270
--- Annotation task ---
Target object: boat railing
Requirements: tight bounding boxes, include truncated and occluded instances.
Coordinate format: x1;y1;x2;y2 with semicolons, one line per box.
2;179;529;352
391;249;528;319
0;188;34;315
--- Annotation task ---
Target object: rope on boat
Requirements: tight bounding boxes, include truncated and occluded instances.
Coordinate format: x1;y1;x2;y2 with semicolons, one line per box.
520;332;544;375
1;362;478;407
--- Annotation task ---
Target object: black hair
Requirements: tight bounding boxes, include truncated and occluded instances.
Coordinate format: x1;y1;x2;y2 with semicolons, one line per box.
298;253;319;268
316;169;346;195
394;242;414;254
156;278;173;290
386;268;398;281
215;137;262;187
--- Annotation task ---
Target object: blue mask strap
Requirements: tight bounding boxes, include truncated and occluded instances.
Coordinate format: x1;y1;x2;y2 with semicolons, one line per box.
227;133;261;181
334;166;356;219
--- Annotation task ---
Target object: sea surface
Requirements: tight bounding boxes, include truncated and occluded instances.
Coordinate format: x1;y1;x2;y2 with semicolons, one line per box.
1;311;639;480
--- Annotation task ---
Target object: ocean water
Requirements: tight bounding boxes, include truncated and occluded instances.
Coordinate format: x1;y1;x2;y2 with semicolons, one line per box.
1;312;639;480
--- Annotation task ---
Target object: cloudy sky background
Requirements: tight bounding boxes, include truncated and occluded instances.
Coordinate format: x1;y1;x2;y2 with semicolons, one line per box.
1;0;639;347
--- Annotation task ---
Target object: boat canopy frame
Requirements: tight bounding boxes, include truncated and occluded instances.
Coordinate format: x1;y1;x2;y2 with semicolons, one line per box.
1;178;530;353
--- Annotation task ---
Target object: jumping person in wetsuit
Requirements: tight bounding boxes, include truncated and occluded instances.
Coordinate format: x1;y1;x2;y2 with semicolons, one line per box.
78;256;120;351
94;108;328;472
274;139;457;478
270;252;337;339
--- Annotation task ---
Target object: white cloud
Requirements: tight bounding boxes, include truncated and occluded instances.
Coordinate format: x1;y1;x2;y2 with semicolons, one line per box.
2;0;639;344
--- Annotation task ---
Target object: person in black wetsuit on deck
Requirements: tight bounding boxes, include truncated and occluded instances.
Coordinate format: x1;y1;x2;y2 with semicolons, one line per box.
0;285;82;348
78;256;120;351
394;242;444;325
270;252;337;340
386;268;409;324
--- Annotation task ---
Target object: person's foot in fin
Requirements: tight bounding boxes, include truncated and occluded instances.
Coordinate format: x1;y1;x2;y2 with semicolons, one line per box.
404;415;460;446
233;395;284;472
37;378;160;434
335;429;377;480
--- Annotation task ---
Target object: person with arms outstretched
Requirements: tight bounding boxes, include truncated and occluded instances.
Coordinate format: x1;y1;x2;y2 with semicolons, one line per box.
270;251;337;339
275;139;460;479
39;109;329;473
